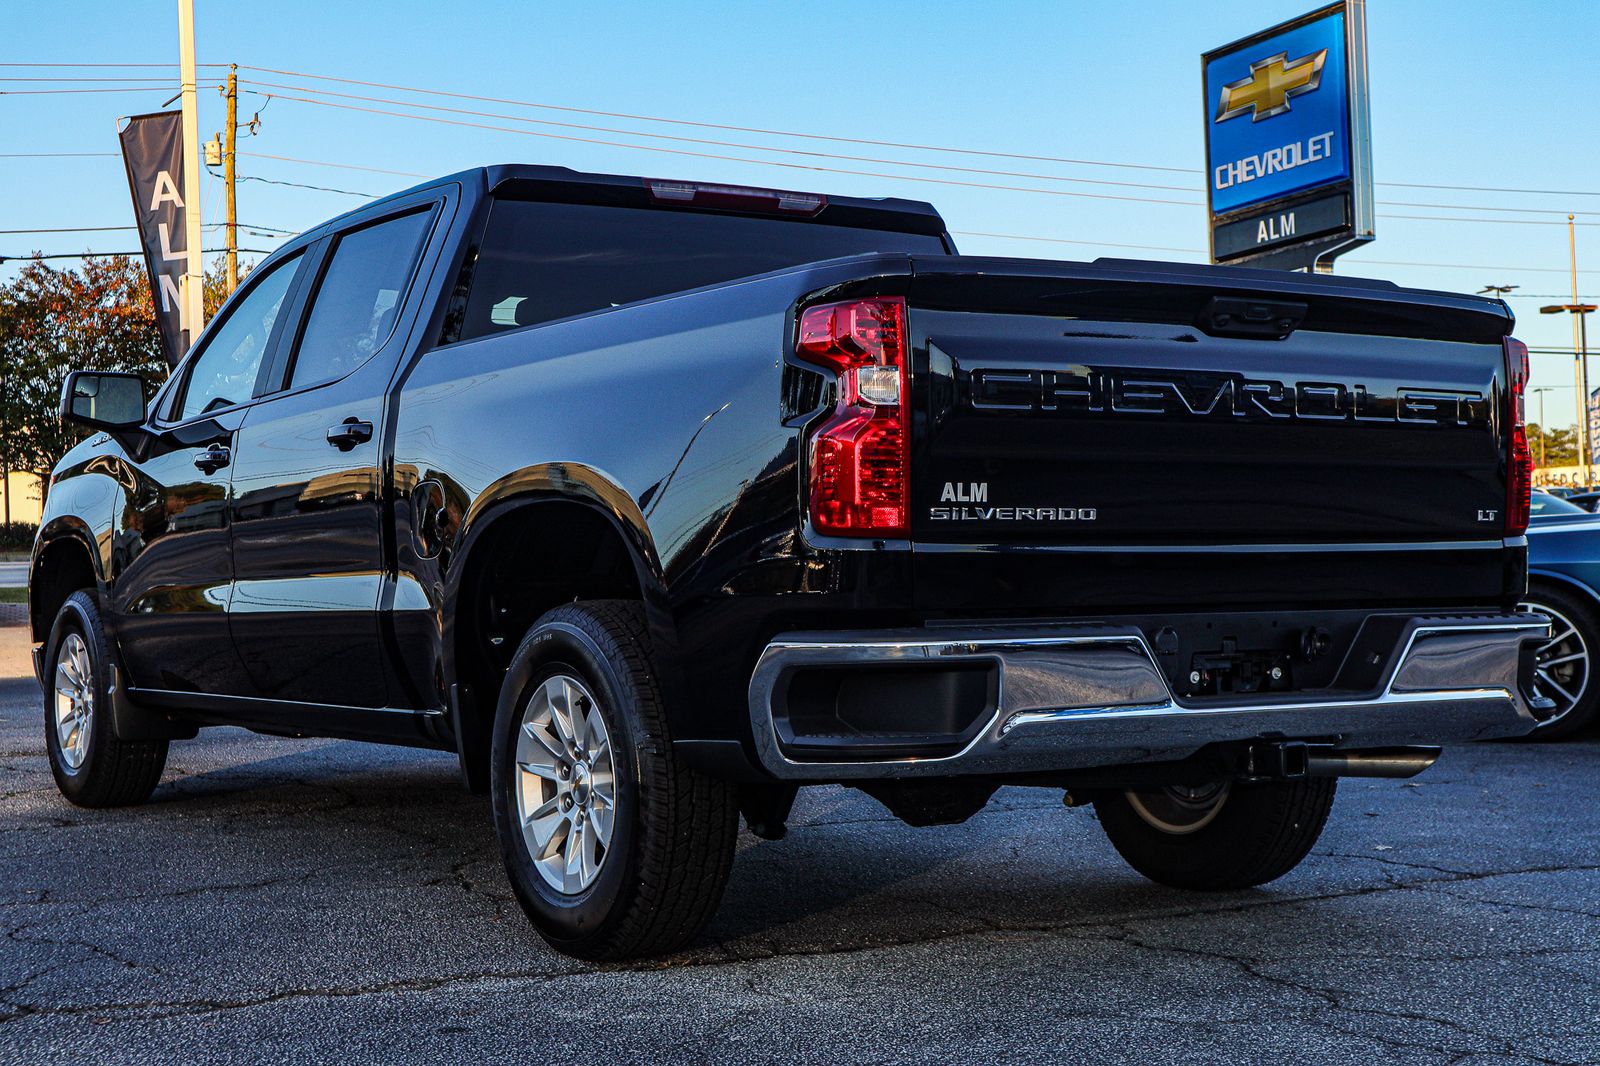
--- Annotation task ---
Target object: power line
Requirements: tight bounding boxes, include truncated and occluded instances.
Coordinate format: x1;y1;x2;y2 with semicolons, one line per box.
0;247;270;263
0;62;229;68
1357;258;1600;275
238;63;1202;176
228;222;298;235
243;84;1600;224
239;151;428;178
19;59;1600;204
0;152;118;158
1382;212;1600;228
0;222;293;236
262;92;1212;207
1379;200;1600;219
954;231;1201;255
236;64;1600;203
0;86;220;96
0;76;192;82
229;171;378;198
4;223;226;234
957;231;1600;277
245;78;1206;196
1381;180;1600;199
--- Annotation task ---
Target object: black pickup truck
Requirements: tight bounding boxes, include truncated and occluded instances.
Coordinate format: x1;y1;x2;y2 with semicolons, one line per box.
34;164;1549;959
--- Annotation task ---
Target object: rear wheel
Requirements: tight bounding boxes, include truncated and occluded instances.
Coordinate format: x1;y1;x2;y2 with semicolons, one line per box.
1519;584;1600;739
44;591;168;807
1096;777;1335;890
489;600;739;960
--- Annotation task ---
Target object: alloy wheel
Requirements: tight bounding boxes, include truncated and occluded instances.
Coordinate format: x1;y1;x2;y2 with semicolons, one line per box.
1520;600;1590;729
53;632;94;772
512;673;617;894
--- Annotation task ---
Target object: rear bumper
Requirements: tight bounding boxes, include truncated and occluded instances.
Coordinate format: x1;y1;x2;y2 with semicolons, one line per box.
746;614;1549;780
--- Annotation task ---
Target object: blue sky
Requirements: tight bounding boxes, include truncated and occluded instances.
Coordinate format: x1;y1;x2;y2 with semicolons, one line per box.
6;0;1599;426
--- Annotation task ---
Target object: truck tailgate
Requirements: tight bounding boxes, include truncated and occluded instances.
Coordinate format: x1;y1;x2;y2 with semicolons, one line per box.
904;257;1516;610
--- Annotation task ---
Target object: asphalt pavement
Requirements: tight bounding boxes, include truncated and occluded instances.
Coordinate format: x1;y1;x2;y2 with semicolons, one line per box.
1;623;1596;1065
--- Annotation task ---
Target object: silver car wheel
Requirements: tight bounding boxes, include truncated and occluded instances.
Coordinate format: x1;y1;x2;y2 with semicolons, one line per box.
513;673;617;895
53;632;94;772
1520;599;1590;728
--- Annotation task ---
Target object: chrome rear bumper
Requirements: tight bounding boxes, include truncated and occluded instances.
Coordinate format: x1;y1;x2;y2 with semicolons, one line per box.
746;614;1549;779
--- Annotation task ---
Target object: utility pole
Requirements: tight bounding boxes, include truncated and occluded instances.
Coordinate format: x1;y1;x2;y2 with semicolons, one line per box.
177;0;206;343
1539;216;1595;485
224;64;239;294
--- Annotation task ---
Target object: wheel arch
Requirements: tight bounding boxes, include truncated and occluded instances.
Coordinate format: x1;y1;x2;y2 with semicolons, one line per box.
1525;569;1600;613
443;466;679;786
29;518;105;647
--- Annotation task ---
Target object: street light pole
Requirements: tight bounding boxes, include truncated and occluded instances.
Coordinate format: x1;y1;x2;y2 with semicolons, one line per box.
1531;386;1555;469
1540;302;1596;481
1542;214;1595;486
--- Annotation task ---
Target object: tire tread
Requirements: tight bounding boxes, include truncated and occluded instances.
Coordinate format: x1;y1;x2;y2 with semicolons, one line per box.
48;591;168;808
501;600;738;959
1097;777;1335;891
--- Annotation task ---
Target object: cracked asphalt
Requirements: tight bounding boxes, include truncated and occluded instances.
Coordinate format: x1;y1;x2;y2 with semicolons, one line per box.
1;629;1597;1065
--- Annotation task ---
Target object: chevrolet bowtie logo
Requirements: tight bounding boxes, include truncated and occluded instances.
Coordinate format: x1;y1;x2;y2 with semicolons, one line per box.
1215;48;1328;123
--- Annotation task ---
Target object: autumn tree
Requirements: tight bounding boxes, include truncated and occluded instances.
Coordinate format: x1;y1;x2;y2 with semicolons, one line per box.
0;253;244;513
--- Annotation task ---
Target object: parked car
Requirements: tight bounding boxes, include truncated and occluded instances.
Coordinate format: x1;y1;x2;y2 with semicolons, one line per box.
1562;491;1600;512
1525;491;1600;737
32;164;1551;960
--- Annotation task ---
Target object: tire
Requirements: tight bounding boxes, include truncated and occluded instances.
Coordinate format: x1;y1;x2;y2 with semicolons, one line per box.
44;590;168;808
489;600;739;960
1095;777;1336;890
1519;583;1600;740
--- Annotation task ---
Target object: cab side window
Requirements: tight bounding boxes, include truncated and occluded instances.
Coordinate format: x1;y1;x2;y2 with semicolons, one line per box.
286;210;433;389
174;253;300;421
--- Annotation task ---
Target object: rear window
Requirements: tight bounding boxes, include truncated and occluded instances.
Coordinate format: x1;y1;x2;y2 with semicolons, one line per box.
453;199;945;341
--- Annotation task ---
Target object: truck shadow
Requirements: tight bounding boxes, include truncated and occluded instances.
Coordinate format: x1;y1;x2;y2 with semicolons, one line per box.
119;737;1400;965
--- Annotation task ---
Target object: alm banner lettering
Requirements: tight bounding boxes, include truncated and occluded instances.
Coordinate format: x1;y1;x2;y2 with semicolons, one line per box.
118;111;189;366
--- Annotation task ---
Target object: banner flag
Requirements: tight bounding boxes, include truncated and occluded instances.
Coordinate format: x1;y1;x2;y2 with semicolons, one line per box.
118;111;190;366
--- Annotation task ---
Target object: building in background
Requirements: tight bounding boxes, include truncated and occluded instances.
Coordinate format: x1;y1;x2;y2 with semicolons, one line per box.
0;473;44;527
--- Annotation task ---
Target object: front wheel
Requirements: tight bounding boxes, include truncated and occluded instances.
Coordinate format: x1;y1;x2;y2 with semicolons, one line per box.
44;590;168;807
489;600;739;960
1095;777;1335;890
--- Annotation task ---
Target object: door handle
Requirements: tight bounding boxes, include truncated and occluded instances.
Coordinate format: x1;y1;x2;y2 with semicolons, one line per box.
193;443;231;474
326;418;374;451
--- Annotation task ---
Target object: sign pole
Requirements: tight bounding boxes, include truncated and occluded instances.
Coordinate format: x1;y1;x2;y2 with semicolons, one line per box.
1314;0;1372;273
177;0;206;345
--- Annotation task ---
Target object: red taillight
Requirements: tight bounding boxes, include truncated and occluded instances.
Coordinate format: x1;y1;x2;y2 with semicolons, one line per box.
796;297;909;537
1505;336;1532;536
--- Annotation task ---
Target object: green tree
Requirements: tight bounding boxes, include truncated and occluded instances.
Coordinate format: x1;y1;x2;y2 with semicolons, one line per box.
1529;423;1579;469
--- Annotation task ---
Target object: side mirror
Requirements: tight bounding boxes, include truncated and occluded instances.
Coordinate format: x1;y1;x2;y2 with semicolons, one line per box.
59;371;149;432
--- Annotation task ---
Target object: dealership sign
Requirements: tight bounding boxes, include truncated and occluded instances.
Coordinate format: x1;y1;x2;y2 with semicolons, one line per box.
1202;1;1373;269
